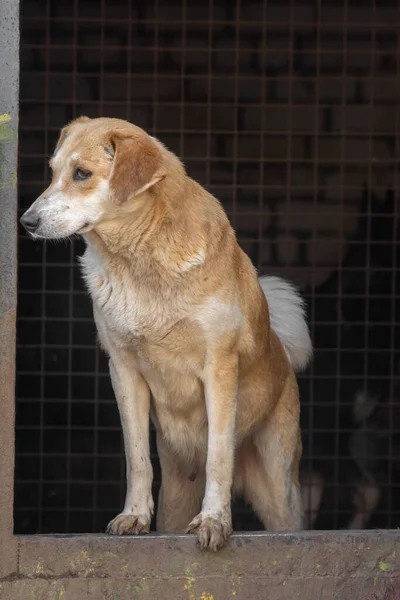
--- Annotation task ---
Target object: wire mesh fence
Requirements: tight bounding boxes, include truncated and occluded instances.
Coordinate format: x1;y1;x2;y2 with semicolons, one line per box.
16;0;400;534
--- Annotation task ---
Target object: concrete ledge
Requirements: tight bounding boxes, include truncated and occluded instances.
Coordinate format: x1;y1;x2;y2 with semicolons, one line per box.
0;531;396;599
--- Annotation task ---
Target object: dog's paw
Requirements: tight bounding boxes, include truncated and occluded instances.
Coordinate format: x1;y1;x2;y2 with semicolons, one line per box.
106;512;151;535
186;512;232;551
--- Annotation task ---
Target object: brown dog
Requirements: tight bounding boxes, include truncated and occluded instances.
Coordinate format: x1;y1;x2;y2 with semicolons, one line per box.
20;117;312;550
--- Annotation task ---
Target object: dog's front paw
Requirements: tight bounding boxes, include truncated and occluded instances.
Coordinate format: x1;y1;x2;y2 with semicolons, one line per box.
186;511;232;551
106;512;152;535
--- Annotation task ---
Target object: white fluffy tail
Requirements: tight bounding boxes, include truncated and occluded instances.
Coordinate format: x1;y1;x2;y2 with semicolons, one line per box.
259;275;312;373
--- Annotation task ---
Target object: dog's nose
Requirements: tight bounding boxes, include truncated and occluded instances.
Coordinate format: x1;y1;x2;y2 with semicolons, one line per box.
20;212;40;233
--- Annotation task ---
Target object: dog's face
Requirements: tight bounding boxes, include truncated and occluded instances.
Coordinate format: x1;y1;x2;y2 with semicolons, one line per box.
20;117;166;239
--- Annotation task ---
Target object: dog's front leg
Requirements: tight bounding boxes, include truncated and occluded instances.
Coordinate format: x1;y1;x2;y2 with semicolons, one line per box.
187;347;238;551
106;355;153;535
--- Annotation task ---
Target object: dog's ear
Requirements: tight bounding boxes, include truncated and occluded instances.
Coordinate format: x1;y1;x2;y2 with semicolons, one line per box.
53;116;91;156
107;130;166;205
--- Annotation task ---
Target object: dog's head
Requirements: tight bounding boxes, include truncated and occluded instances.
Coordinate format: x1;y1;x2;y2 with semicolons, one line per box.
20;117;168;239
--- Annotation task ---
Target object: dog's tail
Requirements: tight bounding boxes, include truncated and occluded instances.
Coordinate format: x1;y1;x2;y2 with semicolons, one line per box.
259;275;312;373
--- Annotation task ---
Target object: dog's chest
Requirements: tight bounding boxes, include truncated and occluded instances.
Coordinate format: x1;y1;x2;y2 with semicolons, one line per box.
80;246;164;340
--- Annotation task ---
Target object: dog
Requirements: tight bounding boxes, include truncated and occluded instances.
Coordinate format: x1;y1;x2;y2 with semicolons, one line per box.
20;116;312;550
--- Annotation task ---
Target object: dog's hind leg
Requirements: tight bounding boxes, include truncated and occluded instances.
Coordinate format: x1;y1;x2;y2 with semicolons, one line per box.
236;380;303;531
156;434;205;532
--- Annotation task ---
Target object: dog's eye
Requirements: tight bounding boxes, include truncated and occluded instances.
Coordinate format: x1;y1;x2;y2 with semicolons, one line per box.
74;168;92;181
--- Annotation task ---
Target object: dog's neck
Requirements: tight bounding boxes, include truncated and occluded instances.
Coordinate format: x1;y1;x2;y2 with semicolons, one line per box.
84;176;218;280
86;195;161;256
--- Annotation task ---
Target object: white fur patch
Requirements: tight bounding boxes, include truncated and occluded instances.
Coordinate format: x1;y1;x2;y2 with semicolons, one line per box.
51;141;70;169
180;249;206;272
51;152;61;170
25;178;110;240
202;478;227;514
54;177;64;190
70;152;80;162
195;297;243;340
81;241;166;341
259;275;312;372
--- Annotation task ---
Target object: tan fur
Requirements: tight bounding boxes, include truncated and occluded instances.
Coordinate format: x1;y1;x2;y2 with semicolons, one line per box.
21;117;309;551
108;130;166;205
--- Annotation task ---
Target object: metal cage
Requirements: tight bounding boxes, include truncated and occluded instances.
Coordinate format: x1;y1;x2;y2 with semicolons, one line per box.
16;0;400;534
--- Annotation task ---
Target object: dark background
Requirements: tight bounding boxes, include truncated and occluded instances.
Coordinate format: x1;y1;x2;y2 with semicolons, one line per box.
16;0;400;534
